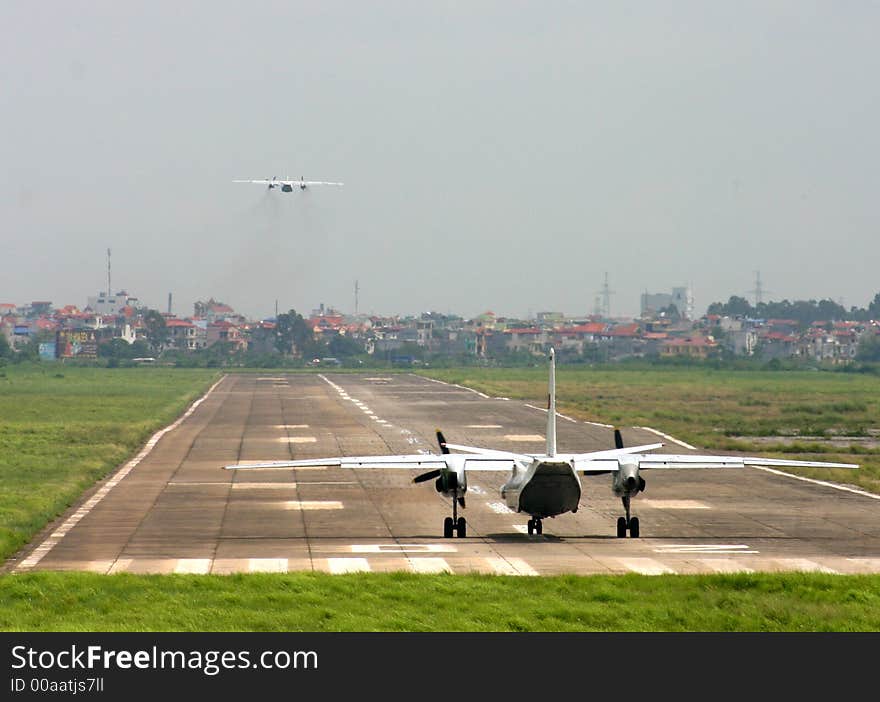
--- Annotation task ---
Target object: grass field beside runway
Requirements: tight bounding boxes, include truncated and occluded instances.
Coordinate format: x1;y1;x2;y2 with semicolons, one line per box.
0;365;219;562
2;571;879;631
419;367;880;493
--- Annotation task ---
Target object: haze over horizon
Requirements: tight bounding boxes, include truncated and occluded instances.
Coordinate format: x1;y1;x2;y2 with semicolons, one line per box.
3;2;878;321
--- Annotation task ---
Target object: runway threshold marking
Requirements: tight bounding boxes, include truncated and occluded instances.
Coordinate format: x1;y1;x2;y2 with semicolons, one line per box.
350;544;457;553
485;557;538;576
408;558;452;573
617;558;676;575
699;559;755;574
175;558;212;574
249;558;289;573
327;558;371;574
14;376;227;573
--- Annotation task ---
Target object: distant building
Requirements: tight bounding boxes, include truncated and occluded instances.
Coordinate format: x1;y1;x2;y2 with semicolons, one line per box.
86;290;142;316
640;286;694;320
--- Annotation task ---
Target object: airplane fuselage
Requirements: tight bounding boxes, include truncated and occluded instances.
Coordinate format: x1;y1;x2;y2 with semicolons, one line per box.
501;459;581;519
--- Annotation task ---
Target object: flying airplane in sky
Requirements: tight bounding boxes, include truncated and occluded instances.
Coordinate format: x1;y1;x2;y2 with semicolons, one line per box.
223;349;858;538
233;176;344;192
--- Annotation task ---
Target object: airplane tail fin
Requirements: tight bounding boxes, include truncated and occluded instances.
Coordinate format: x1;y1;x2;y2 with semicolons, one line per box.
546;347;557;457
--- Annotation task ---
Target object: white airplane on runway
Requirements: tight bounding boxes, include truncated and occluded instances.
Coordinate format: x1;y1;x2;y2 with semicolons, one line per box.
233;175;344;192
223;349;858;539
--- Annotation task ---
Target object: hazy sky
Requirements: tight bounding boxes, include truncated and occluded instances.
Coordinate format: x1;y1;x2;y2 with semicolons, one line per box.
3;2;878;320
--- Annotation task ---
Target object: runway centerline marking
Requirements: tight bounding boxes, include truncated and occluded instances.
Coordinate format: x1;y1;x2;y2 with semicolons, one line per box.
640;499;710;510
655;544;759;554
277;500;344;510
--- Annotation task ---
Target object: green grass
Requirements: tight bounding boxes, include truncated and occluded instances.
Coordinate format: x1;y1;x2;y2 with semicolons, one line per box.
418;366;880;494
2;571;879;631
0;365;219;562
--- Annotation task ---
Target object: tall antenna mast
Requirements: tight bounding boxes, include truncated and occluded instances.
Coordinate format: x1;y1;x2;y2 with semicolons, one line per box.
600;272;614;318
354;280;359;317
107;248;111;296
748;270;769;308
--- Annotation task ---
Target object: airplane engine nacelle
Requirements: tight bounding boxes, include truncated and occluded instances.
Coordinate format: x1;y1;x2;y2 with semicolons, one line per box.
613;456;645;497
435;468;467;498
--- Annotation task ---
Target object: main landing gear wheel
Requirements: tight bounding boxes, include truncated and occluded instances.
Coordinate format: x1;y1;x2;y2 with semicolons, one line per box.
616;496;640;538
443;514;467;538
527;518;543;535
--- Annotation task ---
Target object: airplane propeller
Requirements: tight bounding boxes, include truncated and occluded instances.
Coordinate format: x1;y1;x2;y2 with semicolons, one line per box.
412;429;451;484
614;428;624;450
413;469;442;484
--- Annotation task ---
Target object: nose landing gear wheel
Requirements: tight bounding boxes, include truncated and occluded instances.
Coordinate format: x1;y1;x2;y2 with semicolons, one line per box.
616;517;627;538
527;518;543;535
456;517;467;538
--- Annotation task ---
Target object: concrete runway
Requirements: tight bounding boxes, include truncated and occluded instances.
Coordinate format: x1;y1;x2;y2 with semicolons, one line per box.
9;373;880;576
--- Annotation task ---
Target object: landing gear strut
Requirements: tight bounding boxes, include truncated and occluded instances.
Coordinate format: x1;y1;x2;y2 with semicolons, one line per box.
527;517;543;535
443;493;467;538
616;495;639;538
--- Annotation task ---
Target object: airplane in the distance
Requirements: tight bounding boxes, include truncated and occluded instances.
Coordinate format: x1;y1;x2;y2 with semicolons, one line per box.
223;348;858;538
233;175;344;192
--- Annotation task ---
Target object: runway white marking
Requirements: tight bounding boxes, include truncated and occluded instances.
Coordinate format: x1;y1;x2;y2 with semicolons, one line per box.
584;420;615;428
513;524;529;534
618;558;676;575
523;404;577;422
14;376;227;573
249;558;288;573
699;559;755;574
467;424;503;429
232;482;297;489
409;558;452;573
275;424;310;429
169;481;299;489
468;485;487;495
364;377;393;382
487;501;515;514
775;558;838;574
174;558;212;574
655;544;759;554
753;466;880;500
486;557;538;576
279;500;344;510
636;426;697;450
350;544;457;553
257;377;287;381
327;557;371;574
232;465;326;471
279;436;317;443
504;434;545;442
639;499;710;509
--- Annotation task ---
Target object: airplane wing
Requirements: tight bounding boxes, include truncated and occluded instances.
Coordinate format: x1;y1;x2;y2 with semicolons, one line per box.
224;453;514;471
232;179;276;184
299;181;344;186
575;453;858;473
